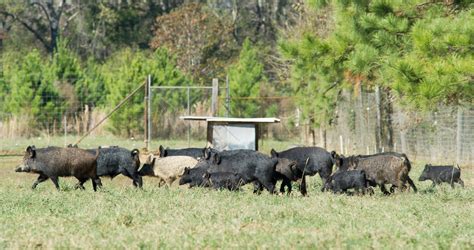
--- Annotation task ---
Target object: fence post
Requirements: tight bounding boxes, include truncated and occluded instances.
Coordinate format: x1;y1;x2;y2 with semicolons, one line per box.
144;75;152;151
63;115;67;147
375;85;382;153
357;83;365;154
187;87;191;147
144;77;148;150
211;78;219;116
225;75;230;117
456;107;463;164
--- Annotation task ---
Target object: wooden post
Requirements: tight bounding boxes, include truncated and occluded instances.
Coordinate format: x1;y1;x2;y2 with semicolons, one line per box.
211;78;219;116
225;75;230;117
144;75;151;151
357;83;365;154
375;85;382;153
456;107;463;164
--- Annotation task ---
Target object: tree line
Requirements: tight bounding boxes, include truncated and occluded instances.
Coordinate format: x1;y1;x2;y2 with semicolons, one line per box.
0;0;472;139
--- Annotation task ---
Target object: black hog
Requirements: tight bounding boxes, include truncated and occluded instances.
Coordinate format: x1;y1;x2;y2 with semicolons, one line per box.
335;152;417;194
202;172;244;191
206;150;278;194
159;145;204;159
15;146;100;191
273;158;300;195
86;147;142;188
271;147;336;193
419;164;464;188
179;162;209;187
179;149;242;188
324;170;368;194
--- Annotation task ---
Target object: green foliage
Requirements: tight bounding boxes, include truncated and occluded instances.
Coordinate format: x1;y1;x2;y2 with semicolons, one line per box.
2;50;62;129
279;31;345;128
228;39;265;117
391;8;474;108
101;48;188;137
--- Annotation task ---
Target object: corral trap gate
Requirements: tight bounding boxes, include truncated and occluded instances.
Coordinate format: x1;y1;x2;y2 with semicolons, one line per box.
144;76;220;150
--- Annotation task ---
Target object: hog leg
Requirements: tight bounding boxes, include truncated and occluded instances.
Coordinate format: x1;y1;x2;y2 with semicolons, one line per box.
406;177;417;193
50;176;60;191
299;174;307;196
280;178;292;194
457;178;464;188
380;184;390;195
74;177;87;190
123;169;143;188
32;174;49;189
132;174;143;188
260;180;276;194
253;181;263;194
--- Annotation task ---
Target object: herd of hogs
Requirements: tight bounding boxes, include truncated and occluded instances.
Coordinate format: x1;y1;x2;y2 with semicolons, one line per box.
14;144;465;195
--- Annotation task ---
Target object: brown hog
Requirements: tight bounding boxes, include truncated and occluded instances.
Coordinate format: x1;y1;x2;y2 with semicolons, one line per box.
15;146;101;191
335;152;417;195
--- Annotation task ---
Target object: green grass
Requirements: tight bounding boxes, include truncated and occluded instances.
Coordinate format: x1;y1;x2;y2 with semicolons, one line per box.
1;155;473;249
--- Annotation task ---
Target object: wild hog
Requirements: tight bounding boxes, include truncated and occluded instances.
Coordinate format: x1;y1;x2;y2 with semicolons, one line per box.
335;152;417;194
274;158;299;194
419;164;464;188
201;172;244;191
159;145;204;159
15;146;100;191
138;155;198;186
87;147;142;188
271;147;337;193
324;170;369;194
206;150;279;194
179;161;209;187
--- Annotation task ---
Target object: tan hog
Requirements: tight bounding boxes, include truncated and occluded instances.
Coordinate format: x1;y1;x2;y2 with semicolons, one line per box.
138;155;198;186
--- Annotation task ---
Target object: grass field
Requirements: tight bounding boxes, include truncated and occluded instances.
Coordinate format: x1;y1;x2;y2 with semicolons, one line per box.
1;150;473;248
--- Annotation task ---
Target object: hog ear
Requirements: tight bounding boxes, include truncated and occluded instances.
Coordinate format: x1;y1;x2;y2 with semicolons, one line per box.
27;146;36;158
150;157;156;166
159;145;166;157
183;167;190;175
204;147;211;160
270;149;278;158
131;149;140;160
330;151;337;159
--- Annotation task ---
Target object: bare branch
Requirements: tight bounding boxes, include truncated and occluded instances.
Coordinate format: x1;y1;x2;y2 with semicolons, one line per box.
0;10;52;51
31;1;51;24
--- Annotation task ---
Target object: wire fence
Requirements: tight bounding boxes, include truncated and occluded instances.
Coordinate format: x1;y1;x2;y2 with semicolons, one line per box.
0;80;472;166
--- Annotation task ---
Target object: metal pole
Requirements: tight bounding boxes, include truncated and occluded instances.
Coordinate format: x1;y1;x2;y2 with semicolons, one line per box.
147;75;152;150
64;115;67;147
144;77;149;150
187;87;191;147
456;107;463;165
226;74;230;117
211;78;219;116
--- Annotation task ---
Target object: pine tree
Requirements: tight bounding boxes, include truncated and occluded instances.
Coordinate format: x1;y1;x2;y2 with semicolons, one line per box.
228;39;266;117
